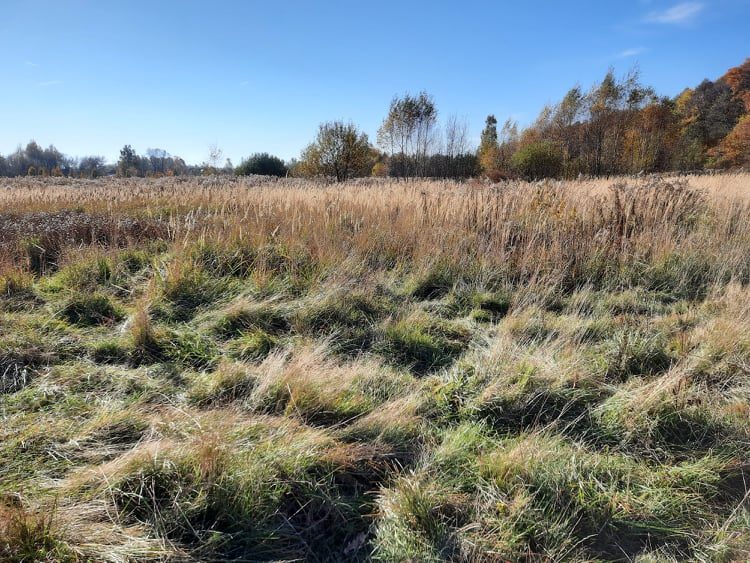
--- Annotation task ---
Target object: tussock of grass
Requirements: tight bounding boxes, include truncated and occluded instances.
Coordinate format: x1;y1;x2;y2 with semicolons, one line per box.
404;264;459;301
154;259;232;321
128;305;164;365
294;289;393;352
76;413;385;561
90;338;130;364
0;499;76;563
375;312;472;374
213;298;290;337
0;271;40;312
189;361;259;406
60;292;123;326
227;329;279;361
592;328;675;382
52;255;113;292
247;344;410;425
469;290;511;322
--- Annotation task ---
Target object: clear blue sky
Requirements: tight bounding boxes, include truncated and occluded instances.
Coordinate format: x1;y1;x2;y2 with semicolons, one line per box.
1;0;748;165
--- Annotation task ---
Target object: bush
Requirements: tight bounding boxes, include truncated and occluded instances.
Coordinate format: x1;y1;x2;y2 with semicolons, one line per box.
511;141;563;180
235;153;288;177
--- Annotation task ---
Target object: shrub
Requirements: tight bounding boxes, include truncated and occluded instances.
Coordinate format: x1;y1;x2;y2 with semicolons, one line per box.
235;153;288;177
511;141;563;180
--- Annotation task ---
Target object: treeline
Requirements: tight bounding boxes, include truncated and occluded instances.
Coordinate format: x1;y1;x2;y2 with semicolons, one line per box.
0;142;208;178
479;59;750;179
1;59;748;181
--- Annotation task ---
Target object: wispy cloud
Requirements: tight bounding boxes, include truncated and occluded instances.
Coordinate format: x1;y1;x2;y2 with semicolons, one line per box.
618;47;648;58
24;60;38;67
240;80;249;86
645;2;704;24
37;80;62;87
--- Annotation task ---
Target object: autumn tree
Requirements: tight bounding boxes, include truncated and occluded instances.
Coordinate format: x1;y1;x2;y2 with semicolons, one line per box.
712;114;750;167
299;121;372;181
478;115;500;176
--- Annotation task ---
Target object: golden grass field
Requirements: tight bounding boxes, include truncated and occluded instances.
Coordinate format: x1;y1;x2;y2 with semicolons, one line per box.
2;173;750;561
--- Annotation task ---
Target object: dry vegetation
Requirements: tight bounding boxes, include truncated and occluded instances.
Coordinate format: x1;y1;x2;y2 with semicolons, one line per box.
2;173;750;561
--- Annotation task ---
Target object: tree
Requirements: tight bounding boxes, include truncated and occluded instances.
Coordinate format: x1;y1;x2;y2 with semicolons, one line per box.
79;156;106;178
722;58;750;112
377;91;438;178
117;145;138;177
146;148;169;175
712;114;750;168
299;121;372;181
478;115;500;176
235;153;288;177
511;141;563;180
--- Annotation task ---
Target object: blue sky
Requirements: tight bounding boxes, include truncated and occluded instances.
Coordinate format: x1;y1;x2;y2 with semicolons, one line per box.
1;0;748;164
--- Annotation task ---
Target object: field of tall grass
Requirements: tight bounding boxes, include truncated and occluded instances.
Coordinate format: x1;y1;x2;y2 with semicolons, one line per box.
2;173;750;561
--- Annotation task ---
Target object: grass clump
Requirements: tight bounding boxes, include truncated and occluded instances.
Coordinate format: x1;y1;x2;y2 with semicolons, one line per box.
213;299;289;337
0;500;76;563
155;259;231;321
469;291;511;323
592;328;674;381
228;329;279;361
189;362;259;406
0;271;39;311
52;255;113;291
128;305;165;365
60;292;123;326
476;433;725;559
161;327;219;370
294;289;393;353
471;360;599;432
96;416;380;561
247;345;409;426
404;265;458;300
373;474;467;561
90;338;130;364
376;312;472;374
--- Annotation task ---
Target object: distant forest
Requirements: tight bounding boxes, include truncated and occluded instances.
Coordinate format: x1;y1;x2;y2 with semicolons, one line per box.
1;58;748;181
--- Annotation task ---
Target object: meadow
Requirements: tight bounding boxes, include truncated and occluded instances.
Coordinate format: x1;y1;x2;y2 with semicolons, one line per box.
2;173;750;561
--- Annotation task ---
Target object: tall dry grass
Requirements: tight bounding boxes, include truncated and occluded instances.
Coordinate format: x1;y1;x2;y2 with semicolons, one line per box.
2;173;749;296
